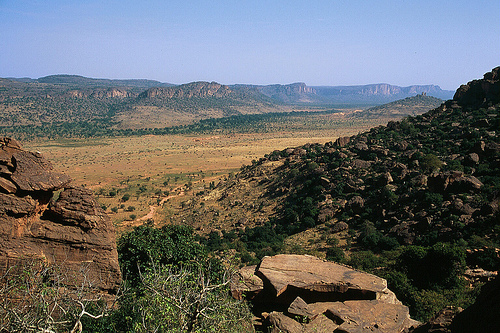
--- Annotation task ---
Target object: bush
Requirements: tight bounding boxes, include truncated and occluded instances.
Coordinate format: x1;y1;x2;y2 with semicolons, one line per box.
326;247;345;263
398;243;466;289
420;154;443;173
117;225;206;286
127;264;252;333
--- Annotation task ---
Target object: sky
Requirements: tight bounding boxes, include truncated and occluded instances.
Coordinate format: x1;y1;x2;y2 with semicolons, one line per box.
1;0;499;90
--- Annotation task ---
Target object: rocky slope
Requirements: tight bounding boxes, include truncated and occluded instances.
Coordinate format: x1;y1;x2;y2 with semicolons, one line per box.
184;67;499;251
354;93;443;119
0;138;121;292
170;67;499;322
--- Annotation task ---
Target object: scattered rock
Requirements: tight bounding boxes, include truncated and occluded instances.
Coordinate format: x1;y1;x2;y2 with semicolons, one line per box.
331;221;349;233
231;265;264;300
347;196;365;214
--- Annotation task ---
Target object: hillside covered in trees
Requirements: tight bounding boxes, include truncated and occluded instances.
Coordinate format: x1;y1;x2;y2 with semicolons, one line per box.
1;75;453;140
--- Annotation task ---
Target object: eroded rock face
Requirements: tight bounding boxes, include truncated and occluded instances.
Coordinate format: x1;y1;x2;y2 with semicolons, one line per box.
232;254;418;332
0;138;121;293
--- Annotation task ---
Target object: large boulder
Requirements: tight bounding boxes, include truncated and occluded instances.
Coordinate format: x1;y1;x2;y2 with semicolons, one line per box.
0;138;121;293
453;67;500;107
232;254;418;332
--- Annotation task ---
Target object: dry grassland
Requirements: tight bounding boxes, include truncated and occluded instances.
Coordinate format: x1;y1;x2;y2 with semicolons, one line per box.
25;117;386;231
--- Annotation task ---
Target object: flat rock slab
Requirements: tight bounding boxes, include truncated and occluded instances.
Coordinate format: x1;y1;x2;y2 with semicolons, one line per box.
231;265;264;300
326;300;411;333
257;254;388;297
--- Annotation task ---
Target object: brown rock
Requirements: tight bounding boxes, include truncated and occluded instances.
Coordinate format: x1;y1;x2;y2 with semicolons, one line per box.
332;221;349;233
239;254;418;333
467;152;480;164
0;138;121;293
355;142;369;151
231;265;264;300
267;311;303;333
0;164;12;175
334;136;351;147
353;159;373;169
452;175;483;192
288;296;315;319
304;314;339;332
10;150;71;192
325;300;415;333
46;186;107;230
0;192;37;217
411;306;462;333
256;254;389;299
0;177;17;194
453;67;500;107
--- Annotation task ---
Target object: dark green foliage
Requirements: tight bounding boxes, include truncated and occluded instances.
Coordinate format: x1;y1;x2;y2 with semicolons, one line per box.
117;225;206;285
420;154;443;173
325;247;345;263
397;243;466;290
94;225;252;332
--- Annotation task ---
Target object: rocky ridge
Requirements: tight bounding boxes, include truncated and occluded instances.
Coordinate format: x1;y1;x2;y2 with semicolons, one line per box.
193;67;499;250
0;138;121;292
354;93;443;119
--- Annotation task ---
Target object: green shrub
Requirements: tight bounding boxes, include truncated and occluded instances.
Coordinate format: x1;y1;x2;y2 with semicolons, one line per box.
420;154;443;173
117;225;206;286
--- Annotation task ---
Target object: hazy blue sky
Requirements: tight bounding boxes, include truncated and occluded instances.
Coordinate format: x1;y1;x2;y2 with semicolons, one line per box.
1;0;498;90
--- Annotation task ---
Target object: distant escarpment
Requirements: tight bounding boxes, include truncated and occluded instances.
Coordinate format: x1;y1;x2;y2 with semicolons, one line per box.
0;138;121;292
313;83;453;103
139;81;233;99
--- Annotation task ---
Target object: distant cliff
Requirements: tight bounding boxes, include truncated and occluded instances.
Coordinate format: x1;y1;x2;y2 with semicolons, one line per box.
234;82;454;105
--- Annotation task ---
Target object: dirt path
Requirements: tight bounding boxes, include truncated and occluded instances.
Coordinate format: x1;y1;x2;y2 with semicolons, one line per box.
123;185;187;228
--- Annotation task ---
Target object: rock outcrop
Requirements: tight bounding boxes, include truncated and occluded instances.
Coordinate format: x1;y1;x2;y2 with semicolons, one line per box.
139;81;233;99
0;138;121;292
232;254;418;332
453;66;500;107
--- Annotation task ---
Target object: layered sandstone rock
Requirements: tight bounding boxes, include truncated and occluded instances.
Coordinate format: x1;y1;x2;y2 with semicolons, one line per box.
232;254;418;333
0;137;121;292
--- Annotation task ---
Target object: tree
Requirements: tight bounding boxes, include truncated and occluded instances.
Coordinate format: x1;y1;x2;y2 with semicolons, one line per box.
0;259;111;333
131;263;252;333
117;225;206;286
420;154;443;174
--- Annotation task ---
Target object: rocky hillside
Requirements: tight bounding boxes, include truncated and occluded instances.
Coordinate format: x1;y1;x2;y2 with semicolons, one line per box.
0;137;121;292
171;67;499;321
13;74;175;89
354;93;443;119
253;82;319;104
184;67;499;250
